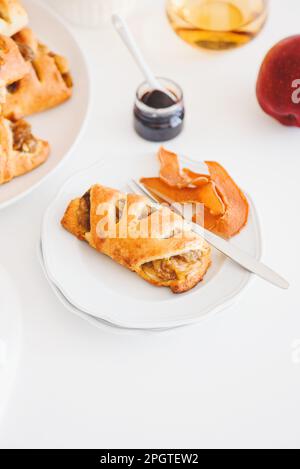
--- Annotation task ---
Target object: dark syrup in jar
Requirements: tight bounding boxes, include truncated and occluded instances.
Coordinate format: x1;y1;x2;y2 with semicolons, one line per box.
142;90;176;108
134;84;185;142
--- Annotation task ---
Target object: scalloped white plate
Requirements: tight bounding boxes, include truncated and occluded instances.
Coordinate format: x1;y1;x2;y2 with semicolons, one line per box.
38;241;174;335
0;0;90;210
41;153;262;330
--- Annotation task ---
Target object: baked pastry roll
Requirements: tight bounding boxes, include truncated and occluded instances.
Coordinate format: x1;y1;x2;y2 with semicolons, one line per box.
0;116;50;184
0;33;29;103
0;0;28;37
61;185;211;294
3;28;73;120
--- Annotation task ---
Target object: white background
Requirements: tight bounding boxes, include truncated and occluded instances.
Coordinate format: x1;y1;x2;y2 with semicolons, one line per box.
0;0;299;449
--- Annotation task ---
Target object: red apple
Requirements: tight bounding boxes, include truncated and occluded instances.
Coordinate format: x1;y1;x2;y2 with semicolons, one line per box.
256;35;300;126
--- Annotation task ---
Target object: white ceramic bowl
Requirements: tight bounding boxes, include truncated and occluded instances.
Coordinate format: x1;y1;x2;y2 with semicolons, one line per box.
49;0;137;27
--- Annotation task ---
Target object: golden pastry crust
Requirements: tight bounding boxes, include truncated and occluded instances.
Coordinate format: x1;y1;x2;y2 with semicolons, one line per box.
0;34;29;89
0;0;28;37
61;185;211;294
3;28;73;120
0;116;50;184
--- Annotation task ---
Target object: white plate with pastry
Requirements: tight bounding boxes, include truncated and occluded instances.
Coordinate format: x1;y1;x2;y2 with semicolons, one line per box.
38;241;172;334
0;0;90;209
41;152;262;330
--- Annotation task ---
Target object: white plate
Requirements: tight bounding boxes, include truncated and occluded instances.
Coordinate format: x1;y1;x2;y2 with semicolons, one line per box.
38;241;173;335
0;0;90;210
0;265;22;417
41;153;262;330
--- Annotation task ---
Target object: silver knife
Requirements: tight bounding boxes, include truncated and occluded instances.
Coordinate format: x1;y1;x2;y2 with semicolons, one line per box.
131;179;289;290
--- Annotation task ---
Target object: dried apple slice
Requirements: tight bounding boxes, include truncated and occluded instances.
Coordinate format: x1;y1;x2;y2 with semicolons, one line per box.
197;181;226;216
190;207;222;233
140;177;226;217
143;150;249;238
205;162;249;238
158;147;191;188
158;147;211;189
182;168;210;187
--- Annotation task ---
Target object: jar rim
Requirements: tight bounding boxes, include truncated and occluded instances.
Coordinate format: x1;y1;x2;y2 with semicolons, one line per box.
135;77;184;115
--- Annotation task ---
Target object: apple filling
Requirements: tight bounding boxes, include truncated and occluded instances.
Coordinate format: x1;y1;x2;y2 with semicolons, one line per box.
15;41;35;62
77;190;91;234
141;250;205;284
77;192;128;235
11;120;37;153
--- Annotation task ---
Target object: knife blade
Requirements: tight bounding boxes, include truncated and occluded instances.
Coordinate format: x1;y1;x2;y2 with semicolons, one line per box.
131;179;289;290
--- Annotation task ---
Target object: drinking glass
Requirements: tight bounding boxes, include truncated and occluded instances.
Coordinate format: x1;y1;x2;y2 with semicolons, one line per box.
166;0;268;50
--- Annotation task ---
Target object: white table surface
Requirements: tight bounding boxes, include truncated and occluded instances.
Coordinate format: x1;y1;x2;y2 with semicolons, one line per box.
0;0;299;449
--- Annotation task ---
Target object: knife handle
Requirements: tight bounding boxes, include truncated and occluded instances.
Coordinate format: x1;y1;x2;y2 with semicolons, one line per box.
191;222;289;290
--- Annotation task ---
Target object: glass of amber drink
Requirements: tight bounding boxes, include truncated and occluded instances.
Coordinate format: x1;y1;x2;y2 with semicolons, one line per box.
166;0;268;50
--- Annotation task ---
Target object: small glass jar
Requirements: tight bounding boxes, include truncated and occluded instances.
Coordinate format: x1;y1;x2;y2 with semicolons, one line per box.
133;78;185;142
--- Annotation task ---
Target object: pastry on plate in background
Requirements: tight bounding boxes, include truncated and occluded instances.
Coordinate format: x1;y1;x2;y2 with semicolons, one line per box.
0;0;28;37
0;35;50;185
3;28;73;120
0;33;29;102
0;117;50;184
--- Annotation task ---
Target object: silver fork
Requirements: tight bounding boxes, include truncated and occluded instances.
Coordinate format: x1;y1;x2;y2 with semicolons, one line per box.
128;179;289;290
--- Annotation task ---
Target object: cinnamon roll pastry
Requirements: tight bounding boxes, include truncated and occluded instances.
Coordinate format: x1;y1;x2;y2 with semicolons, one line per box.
61;185;211;294
3;28;73;120
0;0;28;37
0;116;50;184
